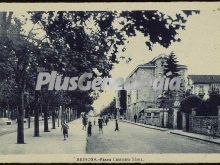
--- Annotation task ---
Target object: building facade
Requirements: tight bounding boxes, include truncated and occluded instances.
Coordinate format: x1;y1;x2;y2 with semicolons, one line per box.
187;75;220;99
125;54;188;123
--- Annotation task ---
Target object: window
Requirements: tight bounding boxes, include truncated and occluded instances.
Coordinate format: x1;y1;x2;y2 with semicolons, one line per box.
154;112;160;117
128;95;131;104
199;85;204;94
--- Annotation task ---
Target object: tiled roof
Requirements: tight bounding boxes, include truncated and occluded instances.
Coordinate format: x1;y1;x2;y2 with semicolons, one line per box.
189;75;220;84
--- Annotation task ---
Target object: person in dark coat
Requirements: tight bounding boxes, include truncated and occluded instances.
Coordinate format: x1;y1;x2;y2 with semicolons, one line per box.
105;117;109;126
61;123;69;140
115;119;119;131
87;121;92;136
98;118;103;134
82;115;88;130
134;114;137;123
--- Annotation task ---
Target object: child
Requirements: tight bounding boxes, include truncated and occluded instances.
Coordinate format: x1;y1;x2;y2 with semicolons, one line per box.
87;121;92;137
61;123;69;140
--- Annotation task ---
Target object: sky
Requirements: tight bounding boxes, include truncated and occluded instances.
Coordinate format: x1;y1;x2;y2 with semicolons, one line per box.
93;9;220;113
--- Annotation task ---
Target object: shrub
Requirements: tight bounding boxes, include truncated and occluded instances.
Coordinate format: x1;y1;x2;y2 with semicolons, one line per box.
180;95;202;114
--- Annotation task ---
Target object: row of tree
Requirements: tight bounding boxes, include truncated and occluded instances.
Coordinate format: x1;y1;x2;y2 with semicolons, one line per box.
100;98;116;117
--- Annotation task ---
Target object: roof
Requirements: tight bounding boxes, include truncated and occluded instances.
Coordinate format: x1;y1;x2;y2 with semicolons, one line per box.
127;53;187;78
189;75;220;84
149;53;168;63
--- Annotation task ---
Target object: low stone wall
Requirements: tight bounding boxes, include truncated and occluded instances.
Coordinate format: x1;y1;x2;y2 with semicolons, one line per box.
145;116;160;126
190;115;218;136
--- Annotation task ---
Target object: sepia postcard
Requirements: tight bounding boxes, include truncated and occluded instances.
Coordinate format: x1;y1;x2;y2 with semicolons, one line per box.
0;2;220;163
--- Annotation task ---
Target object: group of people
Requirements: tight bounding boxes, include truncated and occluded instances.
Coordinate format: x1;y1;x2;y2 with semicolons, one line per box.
84;114;120;136
97;116;109;133
82;114;93;136
60;114;121;140
97;115;119;134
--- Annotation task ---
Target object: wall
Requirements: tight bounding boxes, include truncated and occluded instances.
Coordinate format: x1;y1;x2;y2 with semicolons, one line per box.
145;116;160;126
189;115;218;136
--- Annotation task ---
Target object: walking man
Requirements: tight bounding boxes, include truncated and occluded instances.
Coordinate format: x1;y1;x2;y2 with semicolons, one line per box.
134;114;137;123
87;121;92;136
115;119;119;131
98;118;103;134
82;115;88;130
105;117;109;126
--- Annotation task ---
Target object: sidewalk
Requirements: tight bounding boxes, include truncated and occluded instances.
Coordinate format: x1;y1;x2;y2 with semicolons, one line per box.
0;119;39;136
122;120;169;131
124;119;220;145
169;129;220;145
0;119;87;154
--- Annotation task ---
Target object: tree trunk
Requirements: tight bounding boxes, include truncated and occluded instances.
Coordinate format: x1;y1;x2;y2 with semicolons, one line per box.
17;91;24;144
7;100;10;119
52;108;56;129
44;104;49;132
28;116;31;128
34;106;40;137
3;109;6;118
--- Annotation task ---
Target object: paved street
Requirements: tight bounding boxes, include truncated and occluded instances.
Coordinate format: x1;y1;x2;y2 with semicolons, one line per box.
86;119;220;153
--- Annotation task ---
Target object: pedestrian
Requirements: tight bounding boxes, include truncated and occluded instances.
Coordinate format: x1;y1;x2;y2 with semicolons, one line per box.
61;123;69;140
134;114;137;123
105;117;109;126
82;115;88;130
87;121;92;136
98;118;103;134
115;119;119;131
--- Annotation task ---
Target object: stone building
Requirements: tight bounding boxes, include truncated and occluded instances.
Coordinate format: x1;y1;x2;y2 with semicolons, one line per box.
125;54;188;126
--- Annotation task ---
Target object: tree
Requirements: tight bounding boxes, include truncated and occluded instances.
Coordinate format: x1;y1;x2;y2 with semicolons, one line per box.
164;51;180;77
205;90;220;116
0;12;40;143
157;52;181;109
100;98;116;116
180;95;202;114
